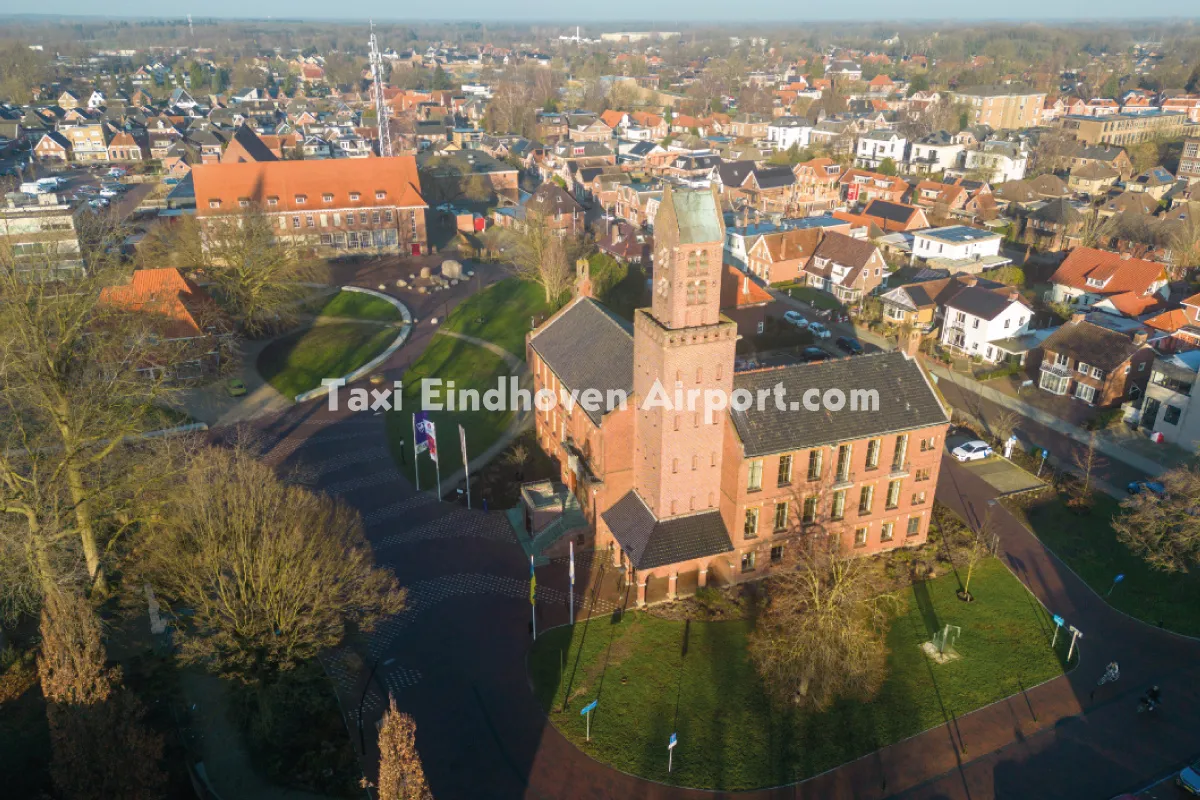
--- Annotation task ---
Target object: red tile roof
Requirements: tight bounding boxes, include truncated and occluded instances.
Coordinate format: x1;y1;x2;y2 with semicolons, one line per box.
1144;308;1189;333
192;157;426;216
720;264;774;308
1050;247;1166;297
98;268;218;339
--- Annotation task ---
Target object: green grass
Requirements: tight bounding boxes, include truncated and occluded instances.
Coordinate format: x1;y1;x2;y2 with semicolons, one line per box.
258;323;399;398
774;284;845;311
530;559;1064;790
314;290;401;322
440;277;554;359
384;333;517;485
1004;490;1200;635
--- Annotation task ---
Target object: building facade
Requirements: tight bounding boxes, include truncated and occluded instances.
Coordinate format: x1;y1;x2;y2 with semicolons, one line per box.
950;86;1047;129
1060;112;1192;146
192;157;428;255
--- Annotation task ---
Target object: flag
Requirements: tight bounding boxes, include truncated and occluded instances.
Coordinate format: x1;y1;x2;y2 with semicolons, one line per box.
529;555;536;605
459;424;469;476
415;412;438;463
569;541;575;585
413;411;429;454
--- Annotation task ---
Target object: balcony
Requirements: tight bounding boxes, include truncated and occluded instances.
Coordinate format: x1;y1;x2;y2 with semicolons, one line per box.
1040;361;1072;379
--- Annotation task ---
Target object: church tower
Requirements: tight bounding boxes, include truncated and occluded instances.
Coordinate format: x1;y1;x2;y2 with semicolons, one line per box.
632;186;738;519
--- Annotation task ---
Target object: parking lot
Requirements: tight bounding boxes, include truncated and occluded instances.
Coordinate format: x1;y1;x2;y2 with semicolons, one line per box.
944;429;1046;496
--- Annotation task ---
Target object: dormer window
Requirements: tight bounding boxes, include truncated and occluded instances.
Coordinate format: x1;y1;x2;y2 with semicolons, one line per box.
208;199;221;209
238;198;250;208
375;190;386;200
349;192;360;201
1086;276;1108;288
323;193;334;202
295;194;307;204
267;197;278;207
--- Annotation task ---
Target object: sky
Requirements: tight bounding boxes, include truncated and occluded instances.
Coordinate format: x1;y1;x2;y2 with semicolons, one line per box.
10;2;1200;22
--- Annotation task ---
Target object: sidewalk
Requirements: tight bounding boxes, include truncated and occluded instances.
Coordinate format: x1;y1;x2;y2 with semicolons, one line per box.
927;362;1166;477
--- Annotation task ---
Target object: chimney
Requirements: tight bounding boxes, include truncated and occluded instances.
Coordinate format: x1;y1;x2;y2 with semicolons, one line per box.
1121;252;1131;260
1070;311;1087;324
1133;329;1148;346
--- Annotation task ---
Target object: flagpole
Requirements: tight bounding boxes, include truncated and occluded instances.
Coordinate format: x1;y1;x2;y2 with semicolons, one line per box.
569;541;575;626
411;413;420;491
459;424;471;510
435;457;442;501
530;554;537;641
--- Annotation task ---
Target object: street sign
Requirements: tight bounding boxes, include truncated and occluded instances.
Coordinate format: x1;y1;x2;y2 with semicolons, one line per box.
1114;574;1125;583
580;700;598;716
668;732;678;772
1052;615;1064;627
668;733;677;749
1051;614;1065;646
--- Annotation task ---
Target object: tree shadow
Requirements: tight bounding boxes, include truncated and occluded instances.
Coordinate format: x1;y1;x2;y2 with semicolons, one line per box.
911;579;941;639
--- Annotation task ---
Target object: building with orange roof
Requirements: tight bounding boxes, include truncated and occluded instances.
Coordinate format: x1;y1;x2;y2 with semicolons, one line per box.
1048;248;1170;318
792;157;843;213
192;157;428;255
839;167;908;205
744;227;823;284
97;268;231;379
719;262;778;336
1144;293;1200;352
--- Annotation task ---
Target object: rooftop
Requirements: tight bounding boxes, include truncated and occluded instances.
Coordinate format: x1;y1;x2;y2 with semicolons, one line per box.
916;225;1001;244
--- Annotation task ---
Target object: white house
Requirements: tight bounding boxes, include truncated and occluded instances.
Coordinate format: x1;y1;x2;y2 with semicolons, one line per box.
912;225;1003;263
1139;351;1200;451
855;129;907;170
939;285;1033;363
907;130;964;174
87;91;106;110
767;117;813;151
962;140;1028;183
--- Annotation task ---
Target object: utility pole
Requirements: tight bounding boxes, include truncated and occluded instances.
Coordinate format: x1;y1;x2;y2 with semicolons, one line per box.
369;21;392;158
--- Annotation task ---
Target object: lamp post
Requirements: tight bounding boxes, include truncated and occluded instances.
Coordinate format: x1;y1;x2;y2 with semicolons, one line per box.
358;656;395;754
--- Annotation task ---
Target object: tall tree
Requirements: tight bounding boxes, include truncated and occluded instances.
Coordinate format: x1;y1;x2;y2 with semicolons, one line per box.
1113;466;1200;573
377;695;433;800
142;444;405;685
748;538;892;710
510;216;576;305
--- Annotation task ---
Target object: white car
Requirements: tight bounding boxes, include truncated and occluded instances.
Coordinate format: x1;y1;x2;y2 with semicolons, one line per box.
99;186;120;198
952;440;993;462
808;321;831;339
783;310;809;328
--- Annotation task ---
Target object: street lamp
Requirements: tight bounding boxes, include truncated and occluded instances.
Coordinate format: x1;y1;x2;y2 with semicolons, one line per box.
358;656;395;754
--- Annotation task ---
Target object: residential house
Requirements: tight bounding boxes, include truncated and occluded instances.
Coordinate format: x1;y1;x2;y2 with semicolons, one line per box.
837;199;929;233
766;117;813;151
907;130;964;175
802;231;888;303
854;129;907;171
792;157;842;213
719;263;778;337
1022;198;1088;252
597;220;652;265
744;227;823;284
1144;292;1200;352
1068;161;1120;196
221;123;279;163
912;226;1003;265
96;268;231;380
880;274;1005;331
1048;248;1170;317
0;192;86;280
32;131;71;162
1069;144;1134;180
961;140;1027;183
1033;314;1155;406
61;123;110;162
714;161;797;214
1129;167;1176;200
524;182;585;235
839;167;908;205
1179;139;1200;183
949;85;1046;129
192;157;429;255
939;285;1032;363
1137;350;1200;450
107;131;146;162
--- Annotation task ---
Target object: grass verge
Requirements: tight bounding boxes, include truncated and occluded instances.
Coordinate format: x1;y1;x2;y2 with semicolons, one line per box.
258;323;398;398
530;559;1064;790
1003;489;1200;635
440;277;553;359
774;284;845;311
315;290;401;322
384;334;517;486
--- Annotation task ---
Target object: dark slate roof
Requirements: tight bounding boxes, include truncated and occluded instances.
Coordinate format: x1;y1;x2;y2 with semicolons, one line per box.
229;123;278;162
601;491;733;570
729;351;948;457
863;199;918;225
528;298;633;425
717;159;755;187
754;165;796;189
1040;319;1142;371
945;285;1024;320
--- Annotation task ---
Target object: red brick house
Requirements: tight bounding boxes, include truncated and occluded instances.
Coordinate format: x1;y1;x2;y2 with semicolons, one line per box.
524;182;585;235
526;186;949;604
802;231;889;304
107;131;146;162
1033;314;1156;407
33;131;71;163
1144;292;1200;352
744;227;822;284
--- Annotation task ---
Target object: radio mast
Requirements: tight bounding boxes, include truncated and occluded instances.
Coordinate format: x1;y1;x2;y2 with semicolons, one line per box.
369;21;392;158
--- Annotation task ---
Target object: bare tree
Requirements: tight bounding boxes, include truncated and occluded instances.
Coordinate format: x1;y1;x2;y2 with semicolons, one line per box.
141;443;405;684
38;589;166;800
377;695;433;800
957;514;994;599
1078;209;1118;249
748;537;892;710
1113;466;1200;573
1070;433;1106;507
510;216;576;305
988;410;1021;447
187;204;321;337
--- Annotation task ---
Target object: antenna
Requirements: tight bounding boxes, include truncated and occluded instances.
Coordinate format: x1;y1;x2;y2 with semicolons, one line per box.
369;20;393;158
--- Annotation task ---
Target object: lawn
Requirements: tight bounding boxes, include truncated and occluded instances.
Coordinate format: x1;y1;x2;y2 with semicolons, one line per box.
314;290;401;322
530;559;1065;790
258;323;399;398
1003;490;1200;635
775;284;845;311
441;277;555;359
384;333;517;487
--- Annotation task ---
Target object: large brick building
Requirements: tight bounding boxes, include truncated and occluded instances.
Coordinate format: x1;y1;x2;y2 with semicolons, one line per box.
950;85;1046;130
527;186;950;605
192;157;428;255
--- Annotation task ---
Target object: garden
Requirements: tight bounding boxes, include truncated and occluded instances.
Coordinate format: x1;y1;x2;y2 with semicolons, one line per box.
529;558;1066;790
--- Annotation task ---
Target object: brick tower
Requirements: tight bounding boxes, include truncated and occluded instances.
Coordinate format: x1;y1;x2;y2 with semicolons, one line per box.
632;186;738;518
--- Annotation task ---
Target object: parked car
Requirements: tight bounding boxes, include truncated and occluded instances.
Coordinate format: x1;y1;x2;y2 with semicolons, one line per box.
1178;760;1200;794
808;321;831;339
1126;479;1166;497
800;346;829;363
836;336;863;355
783;310;808;328
951;440;993;462
226;378;247;398
86;197;110;209
107;167;127;178
98;186;121;198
